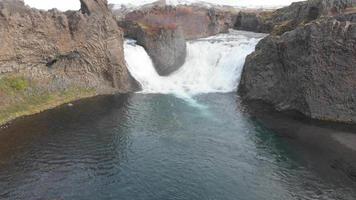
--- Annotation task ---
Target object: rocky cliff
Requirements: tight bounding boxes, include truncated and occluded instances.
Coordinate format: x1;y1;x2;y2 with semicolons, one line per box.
239;12;356;123
0;0;139;125
235;0;355;35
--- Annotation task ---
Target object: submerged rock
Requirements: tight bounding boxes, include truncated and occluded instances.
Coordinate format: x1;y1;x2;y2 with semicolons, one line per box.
238;14;356;123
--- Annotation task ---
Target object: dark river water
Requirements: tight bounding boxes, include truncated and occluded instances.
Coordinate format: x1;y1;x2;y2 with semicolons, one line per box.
0;93;356;200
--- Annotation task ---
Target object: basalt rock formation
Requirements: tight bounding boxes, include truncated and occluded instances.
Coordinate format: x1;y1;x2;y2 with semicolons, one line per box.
0;0;139;125
235;0;356;35
116;3;237;75
239;12;356;123
0;0;138;91
136;25;187;76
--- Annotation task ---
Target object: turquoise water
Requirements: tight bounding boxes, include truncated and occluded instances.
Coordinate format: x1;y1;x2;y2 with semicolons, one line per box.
0;93;355;200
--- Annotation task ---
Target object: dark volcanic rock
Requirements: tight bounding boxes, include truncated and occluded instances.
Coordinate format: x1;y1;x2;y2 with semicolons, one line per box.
235;0;356;35
136;26;187;76
119;20;186;76
234;12;273;33
238;15;356;123
0;0;139;92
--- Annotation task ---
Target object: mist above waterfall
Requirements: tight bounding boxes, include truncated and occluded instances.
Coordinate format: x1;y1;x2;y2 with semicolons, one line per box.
124;30;266;97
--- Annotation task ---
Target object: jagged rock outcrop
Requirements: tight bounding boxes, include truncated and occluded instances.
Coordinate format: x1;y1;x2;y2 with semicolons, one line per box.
235;0;356;35
238;13;356;123
0;0;139;92
119;15;187;76
135;25;187;76
80;0;108;14
116;3;237;75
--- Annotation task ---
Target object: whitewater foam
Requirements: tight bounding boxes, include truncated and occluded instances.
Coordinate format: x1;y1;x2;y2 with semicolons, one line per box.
124;30;266;97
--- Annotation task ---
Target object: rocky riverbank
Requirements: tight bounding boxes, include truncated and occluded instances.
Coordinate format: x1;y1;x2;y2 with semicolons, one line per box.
0;0;139;126
238;0;356;123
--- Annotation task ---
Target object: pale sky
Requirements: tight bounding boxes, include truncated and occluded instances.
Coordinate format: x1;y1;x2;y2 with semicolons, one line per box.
24;0;304;11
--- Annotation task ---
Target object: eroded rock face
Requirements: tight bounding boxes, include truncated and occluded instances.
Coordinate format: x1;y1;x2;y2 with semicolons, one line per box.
80;0;108;15
238;14;356;123
136;26;187;76
234;12;272;33
0;0;139;93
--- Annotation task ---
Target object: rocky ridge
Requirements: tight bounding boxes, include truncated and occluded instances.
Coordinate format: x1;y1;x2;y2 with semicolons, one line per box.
235;0;355;35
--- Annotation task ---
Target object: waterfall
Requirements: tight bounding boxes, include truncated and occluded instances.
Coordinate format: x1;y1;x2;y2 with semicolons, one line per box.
124;30;266;97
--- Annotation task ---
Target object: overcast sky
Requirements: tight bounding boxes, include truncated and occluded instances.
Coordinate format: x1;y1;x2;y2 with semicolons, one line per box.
24;0;303;11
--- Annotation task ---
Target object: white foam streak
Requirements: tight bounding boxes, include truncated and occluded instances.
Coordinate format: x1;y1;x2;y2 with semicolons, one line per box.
124;30;266;96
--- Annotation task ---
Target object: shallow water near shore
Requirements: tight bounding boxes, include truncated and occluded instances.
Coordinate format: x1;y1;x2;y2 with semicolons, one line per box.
0;93;356;200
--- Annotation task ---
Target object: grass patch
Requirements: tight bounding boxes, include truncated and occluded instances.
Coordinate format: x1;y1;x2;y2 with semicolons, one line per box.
0;76;29;92
0;75;96;126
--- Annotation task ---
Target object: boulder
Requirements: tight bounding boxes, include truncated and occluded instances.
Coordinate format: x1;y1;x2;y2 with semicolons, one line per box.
238;14;356;123
135;25;187;76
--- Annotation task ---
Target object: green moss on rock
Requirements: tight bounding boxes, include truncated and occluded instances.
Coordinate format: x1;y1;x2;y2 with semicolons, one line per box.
0;75;96;126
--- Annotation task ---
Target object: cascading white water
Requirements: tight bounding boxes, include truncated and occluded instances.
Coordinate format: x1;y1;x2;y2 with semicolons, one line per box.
124;30;266;97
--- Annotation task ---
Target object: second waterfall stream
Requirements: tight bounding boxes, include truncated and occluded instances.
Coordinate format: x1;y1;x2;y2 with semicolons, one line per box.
124;30;266;97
